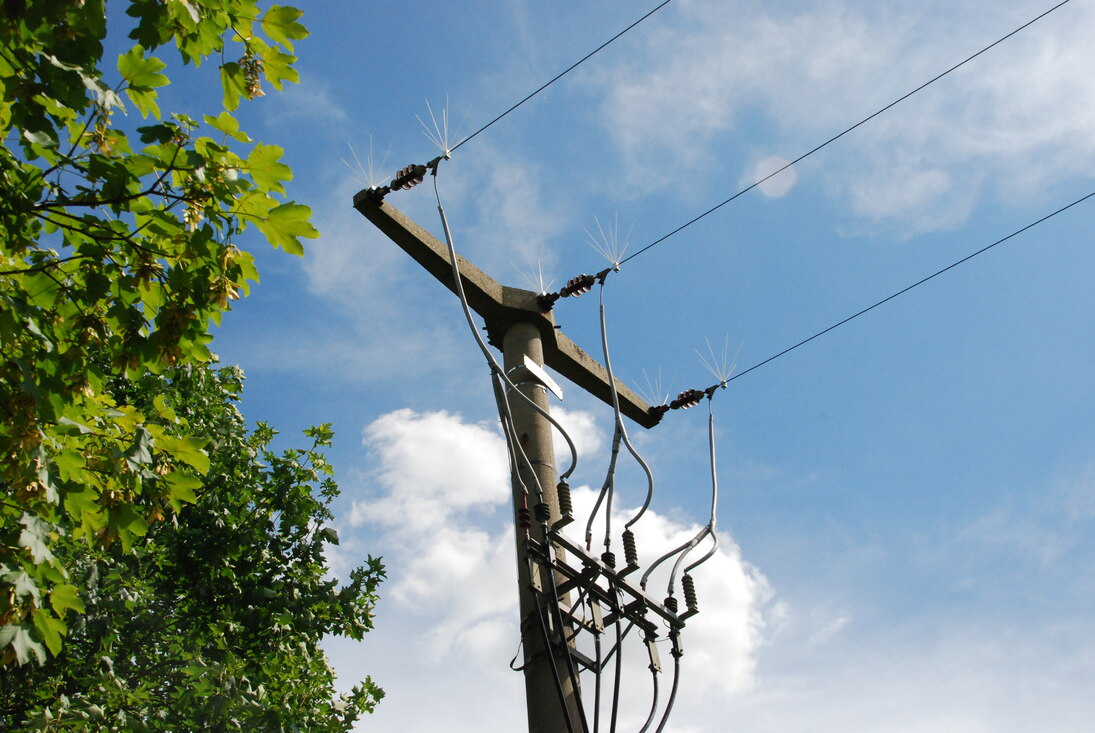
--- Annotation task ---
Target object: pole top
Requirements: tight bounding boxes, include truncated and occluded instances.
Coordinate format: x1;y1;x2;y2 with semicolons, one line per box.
354;193;661;428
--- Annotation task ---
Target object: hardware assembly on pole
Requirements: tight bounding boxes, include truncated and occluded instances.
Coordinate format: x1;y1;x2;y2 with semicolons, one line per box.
352;194;662;428
353;188;698;733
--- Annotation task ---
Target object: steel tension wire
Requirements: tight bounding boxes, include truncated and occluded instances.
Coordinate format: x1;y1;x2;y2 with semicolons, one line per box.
722;187;1095;389
450;0;677;155
616;0;1075;269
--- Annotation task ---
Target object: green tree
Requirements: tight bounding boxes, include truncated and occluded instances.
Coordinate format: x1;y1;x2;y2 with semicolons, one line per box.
1;1;319;662
0;363;385;730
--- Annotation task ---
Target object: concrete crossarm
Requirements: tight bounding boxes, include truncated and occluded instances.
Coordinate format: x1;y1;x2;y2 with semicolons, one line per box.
353;191;660;429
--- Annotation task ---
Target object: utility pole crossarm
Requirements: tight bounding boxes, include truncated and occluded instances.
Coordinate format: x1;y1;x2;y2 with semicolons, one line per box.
354;192;660;429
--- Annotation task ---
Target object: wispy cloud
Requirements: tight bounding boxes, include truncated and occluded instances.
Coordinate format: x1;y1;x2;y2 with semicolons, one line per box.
588;0;1095;233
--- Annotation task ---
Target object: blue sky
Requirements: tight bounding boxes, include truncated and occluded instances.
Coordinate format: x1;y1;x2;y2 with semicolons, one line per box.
197;1;1095;729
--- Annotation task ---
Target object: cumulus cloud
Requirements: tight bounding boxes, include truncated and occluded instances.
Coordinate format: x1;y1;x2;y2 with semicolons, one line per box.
345;406;774;728
351;408;511;531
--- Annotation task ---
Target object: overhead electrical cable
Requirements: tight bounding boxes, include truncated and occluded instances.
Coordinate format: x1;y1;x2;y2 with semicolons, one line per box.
725;189;1095;386
618;0;1073;266
451;0;676;154
583;276;657;554
432;173;579;491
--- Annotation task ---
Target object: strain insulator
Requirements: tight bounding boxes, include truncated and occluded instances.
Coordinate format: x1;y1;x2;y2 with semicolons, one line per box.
560;274;596;298
517;506;532;531
664;595;678;614
390;163;427;191
670;388;704;410
601;551;616;568
534;502;551;525
622;529;638;567
682;574;698;613
555;481;574;527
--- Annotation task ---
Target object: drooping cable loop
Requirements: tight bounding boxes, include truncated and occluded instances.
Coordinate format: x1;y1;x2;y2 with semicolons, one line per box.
639;388;723;593
581;271;657;552
432;171;580;495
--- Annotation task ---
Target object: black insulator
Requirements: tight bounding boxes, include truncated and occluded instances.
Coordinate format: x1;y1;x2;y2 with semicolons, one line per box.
359;185;390;204
556;480;573;518
664;595;678;614
561;274;596;298
390;163;427;191
682;574;698;612
537;291;561;311
670;388;704;410
647;404;670;424
622;529;638;567
534;502;551;525
517;506;532;530
601;551;616;568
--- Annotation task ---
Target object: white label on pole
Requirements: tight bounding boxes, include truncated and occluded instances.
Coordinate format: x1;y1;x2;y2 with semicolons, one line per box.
523;355;564;401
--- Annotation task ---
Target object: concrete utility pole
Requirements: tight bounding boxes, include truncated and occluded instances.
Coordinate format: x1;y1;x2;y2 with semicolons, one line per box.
354;193;658;733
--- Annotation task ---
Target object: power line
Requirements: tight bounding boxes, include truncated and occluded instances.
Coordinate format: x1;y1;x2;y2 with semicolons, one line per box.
618;0;1073;266
725;189;1095;386
451;0;676;153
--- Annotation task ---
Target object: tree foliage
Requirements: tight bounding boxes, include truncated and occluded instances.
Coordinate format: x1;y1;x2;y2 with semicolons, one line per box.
0;364;385;730
1;0;321;664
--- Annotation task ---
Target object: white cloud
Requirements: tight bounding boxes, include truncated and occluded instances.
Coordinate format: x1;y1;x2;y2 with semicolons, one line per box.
589;0;1095;232
351;408;510;531
343;407;774;729
551;405;604;465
